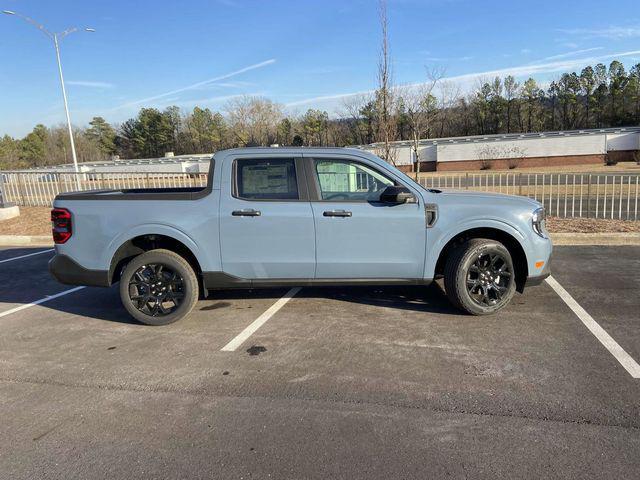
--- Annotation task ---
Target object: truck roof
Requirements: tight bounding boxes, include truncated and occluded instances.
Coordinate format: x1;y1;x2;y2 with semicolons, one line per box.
214;146;370;157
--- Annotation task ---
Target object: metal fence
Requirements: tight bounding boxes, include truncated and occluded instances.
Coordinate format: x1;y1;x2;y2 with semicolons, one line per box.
1;169;639;220
419;172;640;221
0;171;208;207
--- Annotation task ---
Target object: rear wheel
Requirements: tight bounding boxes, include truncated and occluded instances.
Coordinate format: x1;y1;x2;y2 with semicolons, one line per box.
119;249;198;325
444;238;516;315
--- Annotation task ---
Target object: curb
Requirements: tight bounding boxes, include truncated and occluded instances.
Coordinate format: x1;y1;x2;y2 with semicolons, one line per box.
0;235;53;247
0;205;20;221
550;232;640;246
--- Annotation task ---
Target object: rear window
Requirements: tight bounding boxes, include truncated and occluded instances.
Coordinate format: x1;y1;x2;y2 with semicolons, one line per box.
235;158;299;200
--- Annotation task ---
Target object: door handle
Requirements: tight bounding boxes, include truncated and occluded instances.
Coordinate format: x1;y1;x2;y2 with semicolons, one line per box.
232;209;261;217
323;210;352;218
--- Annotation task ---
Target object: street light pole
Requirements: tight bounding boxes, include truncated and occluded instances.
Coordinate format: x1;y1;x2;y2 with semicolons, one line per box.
2;10;94;190
53;33;80;185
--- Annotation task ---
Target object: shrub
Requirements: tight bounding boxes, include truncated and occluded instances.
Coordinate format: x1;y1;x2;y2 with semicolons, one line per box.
507;157;521;169
480;159;493;170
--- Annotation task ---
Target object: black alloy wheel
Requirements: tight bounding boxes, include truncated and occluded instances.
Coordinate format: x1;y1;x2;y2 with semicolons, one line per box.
465;252;512;307
444;238;517;316
128;263;185;317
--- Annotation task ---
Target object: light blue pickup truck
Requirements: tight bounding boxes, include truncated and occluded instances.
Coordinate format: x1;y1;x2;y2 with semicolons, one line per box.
49;147;552;325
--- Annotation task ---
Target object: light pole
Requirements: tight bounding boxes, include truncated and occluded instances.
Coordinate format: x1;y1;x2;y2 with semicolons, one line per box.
3;10;94;189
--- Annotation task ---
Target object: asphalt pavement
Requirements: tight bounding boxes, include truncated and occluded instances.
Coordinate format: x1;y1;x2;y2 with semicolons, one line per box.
0;245;639;479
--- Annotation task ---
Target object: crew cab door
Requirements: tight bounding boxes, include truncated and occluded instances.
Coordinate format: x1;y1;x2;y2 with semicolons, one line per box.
306;155;426;279
219;155;315;279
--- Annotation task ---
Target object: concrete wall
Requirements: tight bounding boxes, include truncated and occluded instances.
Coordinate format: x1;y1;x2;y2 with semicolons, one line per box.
365;144;436;166
606;132;640;152
436;134;607;163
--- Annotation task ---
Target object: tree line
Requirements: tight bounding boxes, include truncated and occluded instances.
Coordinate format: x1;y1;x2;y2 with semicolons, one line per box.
1;59;639;170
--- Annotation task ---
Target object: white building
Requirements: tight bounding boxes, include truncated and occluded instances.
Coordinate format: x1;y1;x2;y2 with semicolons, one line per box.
359;126;640;172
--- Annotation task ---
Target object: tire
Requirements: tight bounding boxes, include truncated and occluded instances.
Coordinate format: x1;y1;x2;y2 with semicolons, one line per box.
444;238;516;315
119;249;199;326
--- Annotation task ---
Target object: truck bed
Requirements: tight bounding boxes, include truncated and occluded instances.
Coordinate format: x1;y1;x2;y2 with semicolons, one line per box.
55;186;210;201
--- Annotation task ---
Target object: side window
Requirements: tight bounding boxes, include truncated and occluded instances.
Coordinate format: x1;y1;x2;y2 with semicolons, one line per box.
235;158;299;200
314;159;396;202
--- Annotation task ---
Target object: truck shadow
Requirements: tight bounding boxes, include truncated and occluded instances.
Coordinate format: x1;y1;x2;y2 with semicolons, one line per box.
204;282;459;316
37;283;459;325
0;245;459;324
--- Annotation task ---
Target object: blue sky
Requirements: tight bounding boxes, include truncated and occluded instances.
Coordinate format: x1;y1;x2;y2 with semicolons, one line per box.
1;0;639;137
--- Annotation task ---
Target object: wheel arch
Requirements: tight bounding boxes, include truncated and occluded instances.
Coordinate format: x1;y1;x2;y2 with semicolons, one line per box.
433;225;529;293
108;230;204;285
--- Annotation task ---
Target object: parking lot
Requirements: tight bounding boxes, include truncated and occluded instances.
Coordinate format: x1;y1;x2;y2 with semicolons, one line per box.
1;245;639;479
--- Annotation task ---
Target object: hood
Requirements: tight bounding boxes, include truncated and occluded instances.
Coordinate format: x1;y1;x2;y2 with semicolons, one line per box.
434;188;542;209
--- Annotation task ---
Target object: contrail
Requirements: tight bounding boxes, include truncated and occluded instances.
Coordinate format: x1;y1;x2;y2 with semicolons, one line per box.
111;59;276;111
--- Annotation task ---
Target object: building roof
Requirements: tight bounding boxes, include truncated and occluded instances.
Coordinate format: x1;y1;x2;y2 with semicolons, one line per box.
360;126;640;149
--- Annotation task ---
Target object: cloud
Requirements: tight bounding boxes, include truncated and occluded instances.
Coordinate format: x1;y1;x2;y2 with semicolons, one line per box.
285;90;373;108
537;47;604;62
286;49;640;110
156;93;264;109
111;59;276;111
191;80;255;90
461;49;640;78
67;80;114;88
424;56;473;62
559;25;640;39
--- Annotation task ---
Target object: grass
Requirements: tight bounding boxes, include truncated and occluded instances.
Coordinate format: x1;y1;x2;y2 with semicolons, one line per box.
546;217;640;233
1;206;51;236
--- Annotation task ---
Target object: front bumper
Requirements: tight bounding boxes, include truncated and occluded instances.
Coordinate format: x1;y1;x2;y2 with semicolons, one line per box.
524;258;551;288
49;254;110;287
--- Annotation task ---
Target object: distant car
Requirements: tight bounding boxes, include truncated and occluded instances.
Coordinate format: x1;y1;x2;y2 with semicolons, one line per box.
49;147;552;325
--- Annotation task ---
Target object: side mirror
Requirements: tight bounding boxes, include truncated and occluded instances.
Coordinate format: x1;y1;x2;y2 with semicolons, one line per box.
379;185;416;204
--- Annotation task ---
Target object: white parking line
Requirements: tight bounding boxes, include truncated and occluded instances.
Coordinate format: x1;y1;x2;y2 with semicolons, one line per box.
0;286;86;319
546;275;640;379
0;249;54;264
221;287;301;352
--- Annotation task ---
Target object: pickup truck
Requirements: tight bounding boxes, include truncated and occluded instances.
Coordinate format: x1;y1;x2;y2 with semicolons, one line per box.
49;147;552;325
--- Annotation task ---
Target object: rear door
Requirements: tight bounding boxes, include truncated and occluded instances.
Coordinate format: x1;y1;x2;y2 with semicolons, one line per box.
307;155;426;279
219;155;315;279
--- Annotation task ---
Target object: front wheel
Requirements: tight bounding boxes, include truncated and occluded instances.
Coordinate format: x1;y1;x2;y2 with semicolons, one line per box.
444;238;516;315
119;249;199;325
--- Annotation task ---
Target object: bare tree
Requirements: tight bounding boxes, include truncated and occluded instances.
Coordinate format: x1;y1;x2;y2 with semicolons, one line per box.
475;144;497;170
375;0;397;164
399;68;442;180
506;145;527;169
434;79;460;137
224;96;283;146
476;144;528;170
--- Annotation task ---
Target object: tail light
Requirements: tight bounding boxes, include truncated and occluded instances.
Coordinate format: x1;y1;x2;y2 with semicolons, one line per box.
51;208;72;244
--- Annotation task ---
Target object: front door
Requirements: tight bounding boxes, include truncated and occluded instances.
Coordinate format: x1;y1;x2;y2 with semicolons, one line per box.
219;156;315;279
308;156;426;279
